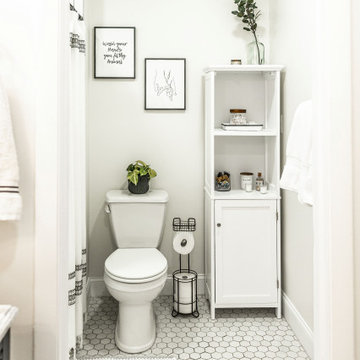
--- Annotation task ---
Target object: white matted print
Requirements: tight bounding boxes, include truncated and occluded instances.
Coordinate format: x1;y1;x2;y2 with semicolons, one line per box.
145;58;186;110
94;27;135;79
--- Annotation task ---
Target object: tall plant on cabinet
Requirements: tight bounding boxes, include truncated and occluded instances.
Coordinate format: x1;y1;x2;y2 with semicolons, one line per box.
232;0;265;65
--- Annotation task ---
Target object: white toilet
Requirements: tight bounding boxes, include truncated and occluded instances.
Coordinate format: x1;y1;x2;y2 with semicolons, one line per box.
104;189;168;353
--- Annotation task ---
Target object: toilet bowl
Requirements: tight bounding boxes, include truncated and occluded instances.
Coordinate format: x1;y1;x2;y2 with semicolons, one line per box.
103;190;169;353
104;248;167;353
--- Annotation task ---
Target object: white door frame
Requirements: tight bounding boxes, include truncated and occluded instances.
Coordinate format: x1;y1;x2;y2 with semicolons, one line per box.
33;1;356;360
34;0;69;359
312;0;355;358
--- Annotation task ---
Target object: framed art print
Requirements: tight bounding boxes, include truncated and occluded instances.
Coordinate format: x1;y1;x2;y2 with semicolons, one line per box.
94;27;136;79
145;58;186;110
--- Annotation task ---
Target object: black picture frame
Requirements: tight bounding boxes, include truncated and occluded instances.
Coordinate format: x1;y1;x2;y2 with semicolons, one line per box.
94;26;136;79
145;58;186;110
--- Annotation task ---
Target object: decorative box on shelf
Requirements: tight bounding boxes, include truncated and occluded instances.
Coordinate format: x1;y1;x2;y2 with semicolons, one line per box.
221;123;263;131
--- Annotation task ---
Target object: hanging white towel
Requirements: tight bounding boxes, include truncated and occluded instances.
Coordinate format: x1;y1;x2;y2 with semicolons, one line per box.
0;81;22;220
280;100;313;206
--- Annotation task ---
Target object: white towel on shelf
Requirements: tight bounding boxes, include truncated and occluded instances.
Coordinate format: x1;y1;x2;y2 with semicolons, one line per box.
0;81;22;220
280;100;313;206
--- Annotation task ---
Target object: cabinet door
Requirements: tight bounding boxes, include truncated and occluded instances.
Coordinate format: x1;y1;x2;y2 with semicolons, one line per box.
215;200;278;306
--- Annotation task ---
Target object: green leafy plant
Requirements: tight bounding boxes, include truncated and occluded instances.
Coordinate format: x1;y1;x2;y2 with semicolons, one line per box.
126;160;157;185
232;0;262;64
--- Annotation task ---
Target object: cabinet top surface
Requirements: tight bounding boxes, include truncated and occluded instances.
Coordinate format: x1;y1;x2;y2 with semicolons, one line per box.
204;188;280;200
204;65;285;73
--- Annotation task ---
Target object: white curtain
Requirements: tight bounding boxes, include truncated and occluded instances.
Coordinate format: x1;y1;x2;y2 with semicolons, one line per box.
68;9;87;360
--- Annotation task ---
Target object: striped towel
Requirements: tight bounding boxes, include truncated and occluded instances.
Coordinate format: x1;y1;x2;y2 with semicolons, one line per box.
0;81;22;220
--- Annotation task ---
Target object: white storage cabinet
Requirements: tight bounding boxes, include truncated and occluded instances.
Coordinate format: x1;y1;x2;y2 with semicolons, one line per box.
204;65;284;319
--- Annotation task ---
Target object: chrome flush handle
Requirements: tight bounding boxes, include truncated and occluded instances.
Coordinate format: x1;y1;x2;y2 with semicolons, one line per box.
105;204;111;214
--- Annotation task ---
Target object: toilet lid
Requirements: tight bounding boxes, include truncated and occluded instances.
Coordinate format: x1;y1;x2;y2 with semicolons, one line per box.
105;248;168;282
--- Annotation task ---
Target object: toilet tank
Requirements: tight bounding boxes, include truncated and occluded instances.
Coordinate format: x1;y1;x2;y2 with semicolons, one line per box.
106;190;169;248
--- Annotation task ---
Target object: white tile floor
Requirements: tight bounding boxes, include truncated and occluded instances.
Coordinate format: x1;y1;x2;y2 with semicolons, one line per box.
77;296;310;360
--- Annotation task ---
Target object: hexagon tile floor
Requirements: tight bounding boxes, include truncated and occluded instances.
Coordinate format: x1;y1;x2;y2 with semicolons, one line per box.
77;296;310;360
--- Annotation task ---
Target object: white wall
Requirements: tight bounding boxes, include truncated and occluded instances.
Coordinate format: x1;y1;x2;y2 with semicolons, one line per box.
85;0;270;277
269;0;314;332
352;0;360;357
0;2;37;359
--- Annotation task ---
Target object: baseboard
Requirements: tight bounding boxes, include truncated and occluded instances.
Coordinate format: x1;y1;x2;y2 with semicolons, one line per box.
282;291;313;359
86;277;91;301
88;274;205;298
85;277;91;322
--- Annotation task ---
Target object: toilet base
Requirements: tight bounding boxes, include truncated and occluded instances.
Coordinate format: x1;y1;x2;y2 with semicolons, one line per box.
115;301;156;353
104;265;167;354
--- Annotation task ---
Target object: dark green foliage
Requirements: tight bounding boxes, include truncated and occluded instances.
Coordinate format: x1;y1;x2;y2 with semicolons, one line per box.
231;0;261;35
126;160;157;185
231;0;263;64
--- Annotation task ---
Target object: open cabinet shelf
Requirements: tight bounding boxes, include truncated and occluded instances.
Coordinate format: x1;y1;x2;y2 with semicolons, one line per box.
213;129;277;137
204;65;284;320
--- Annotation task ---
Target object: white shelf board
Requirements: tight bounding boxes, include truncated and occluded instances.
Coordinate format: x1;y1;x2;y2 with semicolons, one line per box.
213;128;277;137
207;188;280;200
205;64;285;73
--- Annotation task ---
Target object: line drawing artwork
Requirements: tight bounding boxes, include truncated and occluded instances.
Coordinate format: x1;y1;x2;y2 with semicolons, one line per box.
153;70;177;101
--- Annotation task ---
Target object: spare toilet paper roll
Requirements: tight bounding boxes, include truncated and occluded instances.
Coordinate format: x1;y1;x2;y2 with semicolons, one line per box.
174;272;197;314
173;232;195;255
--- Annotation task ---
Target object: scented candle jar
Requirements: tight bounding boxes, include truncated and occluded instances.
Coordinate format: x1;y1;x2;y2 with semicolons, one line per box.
240;172;253;190
230;109;247;125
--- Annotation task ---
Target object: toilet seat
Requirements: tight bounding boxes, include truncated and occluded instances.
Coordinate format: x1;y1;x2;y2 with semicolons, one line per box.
105;248;168;284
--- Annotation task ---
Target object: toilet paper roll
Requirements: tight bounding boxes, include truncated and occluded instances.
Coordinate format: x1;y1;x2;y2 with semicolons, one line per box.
174;272;197;314
173;232;195;255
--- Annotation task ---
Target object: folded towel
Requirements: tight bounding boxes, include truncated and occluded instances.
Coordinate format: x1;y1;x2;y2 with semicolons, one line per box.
280;100;313;206
0;81;22;220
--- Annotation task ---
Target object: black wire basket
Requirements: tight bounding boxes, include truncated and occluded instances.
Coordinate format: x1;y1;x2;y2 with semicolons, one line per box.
172;217;196;232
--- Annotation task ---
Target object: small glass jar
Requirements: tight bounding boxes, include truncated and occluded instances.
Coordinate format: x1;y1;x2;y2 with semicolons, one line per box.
230;109;247;125
245;183;253;192
215;171;231;192
260;183;268;194
255;172;264;191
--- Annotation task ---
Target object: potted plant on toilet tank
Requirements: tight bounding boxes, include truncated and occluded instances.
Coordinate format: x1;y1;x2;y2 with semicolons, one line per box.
127;160;157;194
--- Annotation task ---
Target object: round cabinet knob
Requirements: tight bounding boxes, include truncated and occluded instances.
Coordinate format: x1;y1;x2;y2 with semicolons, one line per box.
217;223;221;227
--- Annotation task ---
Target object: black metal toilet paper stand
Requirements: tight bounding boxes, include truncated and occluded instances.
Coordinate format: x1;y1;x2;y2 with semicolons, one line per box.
172;217;199;318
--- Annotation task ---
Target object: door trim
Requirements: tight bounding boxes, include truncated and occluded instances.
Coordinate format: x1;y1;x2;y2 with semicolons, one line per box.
34;1;69;359
313;0;355;358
